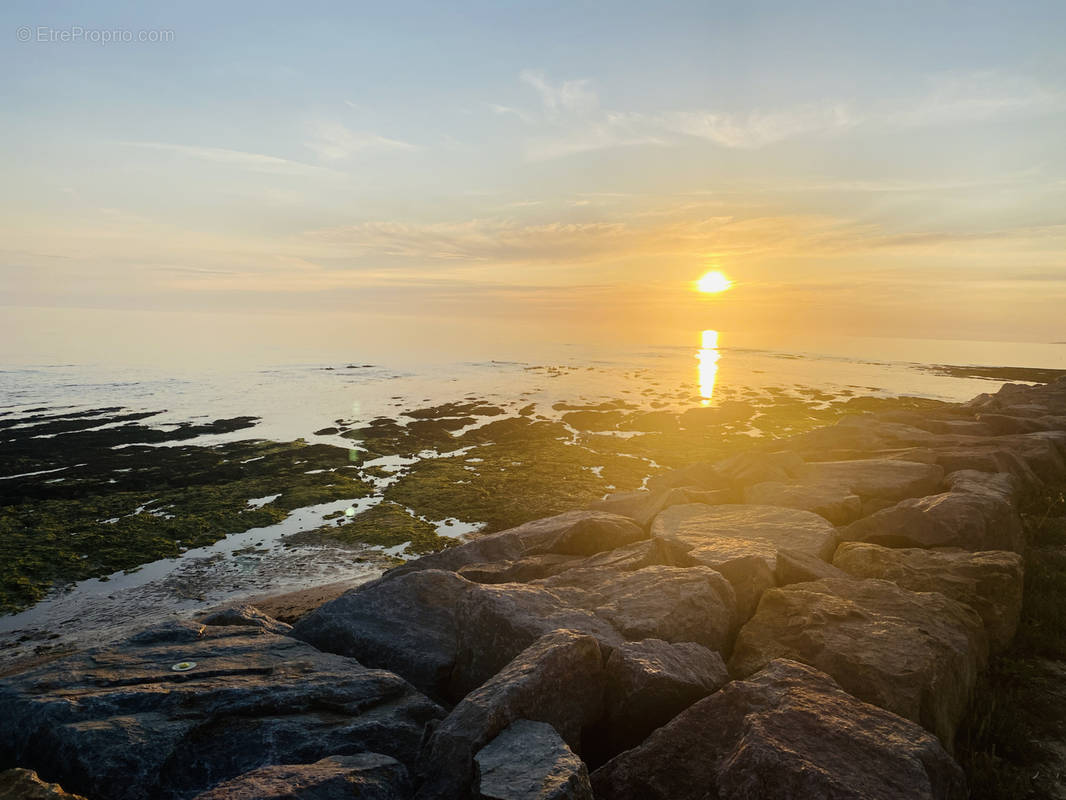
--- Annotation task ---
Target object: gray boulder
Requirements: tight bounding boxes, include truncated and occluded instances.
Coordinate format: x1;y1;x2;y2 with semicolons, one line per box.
833;543;1024;652
841;490;1025;553
198;603;293;635
600;639;729;753
292;569;473;699
729;578;987;748
590;659;966;800
474;720;593;800
535;565;737;651
652;503;837;572
418;631;604;800
190;754;410;800
795;458;944;501
774;548;850;586
0;620;442;800
743;479;862;525
450;583;622;698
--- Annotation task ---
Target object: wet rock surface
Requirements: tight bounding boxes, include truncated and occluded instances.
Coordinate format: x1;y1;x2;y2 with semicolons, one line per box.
590;659;967;800
0;618;442;800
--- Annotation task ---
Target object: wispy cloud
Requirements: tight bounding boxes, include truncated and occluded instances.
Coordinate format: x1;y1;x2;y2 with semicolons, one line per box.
303;121;417;160
495;69;1062;161
121;141;335;177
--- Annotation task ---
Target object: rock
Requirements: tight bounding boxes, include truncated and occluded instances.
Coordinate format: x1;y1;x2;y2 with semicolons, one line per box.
743;480;862;525
535;565;736;652
594;487;736;528
600;639;729;754
474;720;593;800
198;603;293;635
590;659;966;800
976;412;1054;435
729;578;987;748
832;543;1024;652
944;469;1023;507
450;583;622;698
840;490;1025;554
0;769;88;799
714;450;805;486
418;630;604;800
459;554;582;583
560;410;626;431
774;548;850;586
190;754;410;800
652;503;837;573
292;569;472;699
796;458;944;501
645;462;729;494
0;620;442;800
568;540;662;572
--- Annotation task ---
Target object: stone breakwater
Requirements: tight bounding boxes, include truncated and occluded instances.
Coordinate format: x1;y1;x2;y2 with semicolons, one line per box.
2;377;1066;799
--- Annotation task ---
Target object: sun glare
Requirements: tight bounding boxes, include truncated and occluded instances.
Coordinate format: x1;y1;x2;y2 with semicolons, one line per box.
696;270;732;294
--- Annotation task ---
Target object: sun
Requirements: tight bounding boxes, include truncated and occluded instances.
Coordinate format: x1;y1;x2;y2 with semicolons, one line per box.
696;270;732;294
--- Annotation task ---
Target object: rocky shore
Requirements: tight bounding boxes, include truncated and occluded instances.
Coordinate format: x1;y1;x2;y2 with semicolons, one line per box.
2;376;1066;798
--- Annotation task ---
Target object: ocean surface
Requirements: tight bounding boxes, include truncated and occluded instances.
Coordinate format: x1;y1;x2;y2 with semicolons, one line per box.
2;323;1064;659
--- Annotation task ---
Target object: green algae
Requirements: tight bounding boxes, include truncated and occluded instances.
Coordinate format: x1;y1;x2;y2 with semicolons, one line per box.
284;501;457;556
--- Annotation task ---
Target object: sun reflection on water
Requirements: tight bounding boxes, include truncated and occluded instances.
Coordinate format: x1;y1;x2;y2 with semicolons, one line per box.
697;329;720;404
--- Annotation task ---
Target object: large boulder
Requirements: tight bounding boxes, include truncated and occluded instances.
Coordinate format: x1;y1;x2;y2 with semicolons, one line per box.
599;639;729;754
418;631;604;800
190;754;410;800
590;659;966;800
729;578;987;748
0;620;442;800
774;548;850;586
832;543;1024;652
944;469;1023;507
388;511;644;578
652;503;837;573
713;451;806;486
535;565;737;651
474;720;593;800
742;480;862;525
292;569;473;699
840;490;1025;553
198;603;294;635
450;583;622;698
795;459;945;501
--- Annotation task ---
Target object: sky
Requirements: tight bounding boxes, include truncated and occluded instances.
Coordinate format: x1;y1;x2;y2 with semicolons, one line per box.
2;0;1065;356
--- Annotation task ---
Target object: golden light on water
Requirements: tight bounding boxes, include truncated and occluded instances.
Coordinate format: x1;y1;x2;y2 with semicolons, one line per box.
696;270;732;294
697;329;720;403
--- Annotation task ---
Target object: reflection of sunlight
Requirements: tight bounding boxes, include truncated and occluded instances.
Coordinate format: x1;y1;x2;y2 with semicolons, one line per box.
697;329;720;404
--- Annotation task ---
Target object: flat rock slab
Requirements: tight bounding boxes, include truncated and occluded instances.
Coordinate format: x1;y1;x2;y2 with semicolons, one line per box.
841;490;1025;553
729;578;987;748
474;720;593;800
190;754;410;800
743;480;862;525
591;658;966;800
652;503;837;573
796;459;945;501
534;565;737;651
419;630;603;800
0;619;442;800
293;569;473;700
833;543;1024;652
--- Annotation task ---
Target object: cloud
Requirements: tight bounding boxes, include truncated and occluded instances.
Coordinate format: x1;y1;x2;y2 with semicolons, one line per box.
496;68;1062;161
303;121;417;160
121;141;335;177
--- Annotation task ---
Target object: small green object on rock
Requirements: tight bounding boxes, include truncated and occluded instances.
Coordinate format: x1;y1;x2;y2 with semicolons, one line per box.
171;661;196;672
